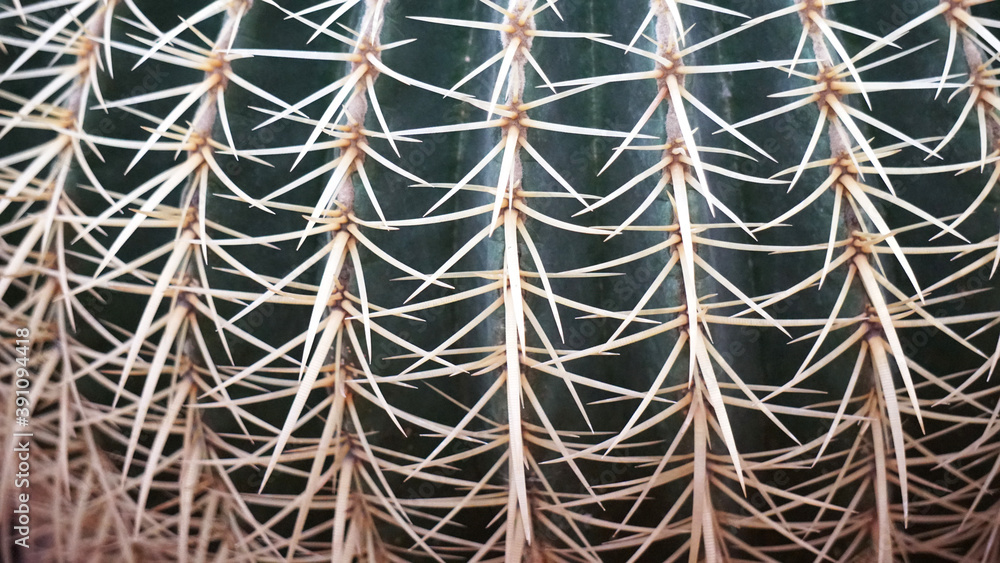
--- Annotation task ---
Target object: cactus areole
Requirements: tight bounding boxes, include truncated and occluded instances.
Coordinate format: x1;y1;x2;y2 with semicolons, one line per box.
5;0;1000;561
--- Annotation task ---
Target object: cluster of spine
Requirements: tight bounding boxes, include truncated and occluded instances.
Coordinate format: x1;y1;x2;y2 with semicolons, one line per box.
0;1;161;558
4;0;1000;561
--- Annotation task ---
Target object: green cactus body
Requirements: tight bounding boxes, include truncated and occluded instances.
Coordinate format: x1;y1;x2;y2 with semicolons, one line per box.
4;0;1000;561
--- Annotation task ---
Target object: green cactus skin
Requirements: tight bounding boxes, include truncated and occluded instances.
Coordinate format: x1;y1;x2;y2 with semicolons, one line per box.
4;0;1000;561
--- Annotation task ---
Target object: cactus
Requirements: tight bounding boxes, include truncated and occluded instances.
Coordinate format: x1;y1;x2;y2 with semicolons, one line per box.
5;0;1000;560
